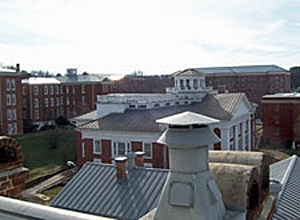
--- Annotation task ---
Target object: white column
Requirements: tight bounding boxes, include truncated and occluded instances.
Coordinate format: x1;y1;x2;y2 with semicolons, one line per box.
234;125;239;151
248;117;251;151
242;121;246;151
221;128;230;150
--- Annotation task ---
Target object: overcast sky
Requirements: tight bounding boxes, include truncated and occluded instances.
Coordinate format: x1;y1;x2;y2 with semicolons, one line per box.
0;0;299;75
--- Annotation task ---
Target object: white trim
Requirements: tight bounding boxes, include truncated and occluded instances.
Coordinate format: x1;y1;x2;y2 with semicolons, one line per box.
93;158;102;163
81;142;85;158
145;163;153;168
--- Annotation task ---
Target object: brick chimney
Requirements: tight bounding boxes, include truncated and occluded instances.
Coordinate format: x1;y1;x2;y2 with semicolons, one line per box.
115;157;127;180
154;111;226;220
135;151;145;167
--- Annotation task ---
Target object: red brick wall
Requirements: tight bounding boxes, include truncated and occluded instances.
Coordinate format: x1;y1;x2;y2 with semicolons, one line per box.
131;141;143;151
101;139;112;163
152;143;167;168
0;137;28;199
263;101;296;148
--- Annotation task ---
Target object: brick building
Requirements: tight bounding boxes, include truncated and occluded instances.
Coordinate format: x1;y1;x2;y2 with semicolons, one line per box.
75;69;256;168
0;68;24;135
22;69;115;128
186;65;290;118
262;93;300;148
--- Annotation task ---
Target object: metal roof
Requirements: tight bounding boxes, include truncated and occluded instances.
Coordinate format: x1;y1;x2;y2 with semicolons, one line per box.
56;74;111;84
270;155;300;220
156;111;219;126
22;77;61;85
51;163;168;220
194;65;288;75
80;93;247;132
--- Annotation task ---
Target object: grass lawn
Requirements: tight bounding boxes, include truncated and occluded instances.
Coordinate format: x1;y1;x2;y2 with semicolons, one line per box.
16;128;77;181
42;186;64;205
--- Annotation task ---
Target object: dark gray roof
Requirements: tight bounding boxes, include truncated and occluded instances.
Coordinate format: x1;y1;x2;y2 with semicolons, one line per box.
270;155;300;220
51;163;168;220
193;65;288;75
80;93;247;132
56;74;111;84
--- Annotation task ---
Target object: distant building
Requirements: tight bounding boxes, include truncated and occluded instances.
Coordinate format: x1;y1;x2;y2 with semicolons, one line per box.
185;65;290;118
21;71;116;128
0;67;24;135
75;69;256;168
262;93;300;148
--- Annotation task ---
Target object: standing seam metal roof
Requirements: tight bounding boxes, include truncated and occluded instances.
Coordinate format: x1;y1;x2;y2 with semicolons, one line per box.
79;93;246;132
51;163;168;220
271;155;300;220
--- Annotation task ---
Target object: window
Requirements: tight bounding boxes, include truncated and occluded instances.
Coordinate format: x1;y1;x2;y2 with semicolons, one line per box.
50;97;54;107
34;86;38;96
60;85;64;94
60;97;64;105
55;85;59;94
7;124;12;135
44;98;48;107
112;142;130;157
11;80;16;91
72;86;76;94
12;109;16;120
34;110;39;119
7;110;11;120
22;86;27;95
94;140;102;155
56;97;60;106
49;85;54;95
11;94;16;106
72;98;75;106
34;98;39;108
44;86;48;95
66;97;70;106
143;143;152;159
66;86;69;94
6;94;11;106
81;85;86;94
6;79;11;91
23;110;27;119
50;109;54;118
82;96;86;105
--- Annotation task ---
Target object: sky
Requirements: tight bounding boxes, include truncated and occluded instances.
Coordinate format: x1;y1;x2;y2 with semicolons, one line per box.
0;0;299;76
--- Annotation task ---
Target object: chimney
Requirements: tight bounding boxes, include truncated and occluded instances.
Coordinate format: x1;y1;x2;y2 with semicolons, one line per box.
154;111;226;220
16;63;20;73
127;151;136;171
135;151;145;167
115;157;127;180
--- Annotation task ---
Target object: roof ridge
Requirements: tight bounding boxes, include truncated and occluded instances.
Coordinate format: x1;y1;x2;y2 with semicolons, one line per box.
277;155;299;202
